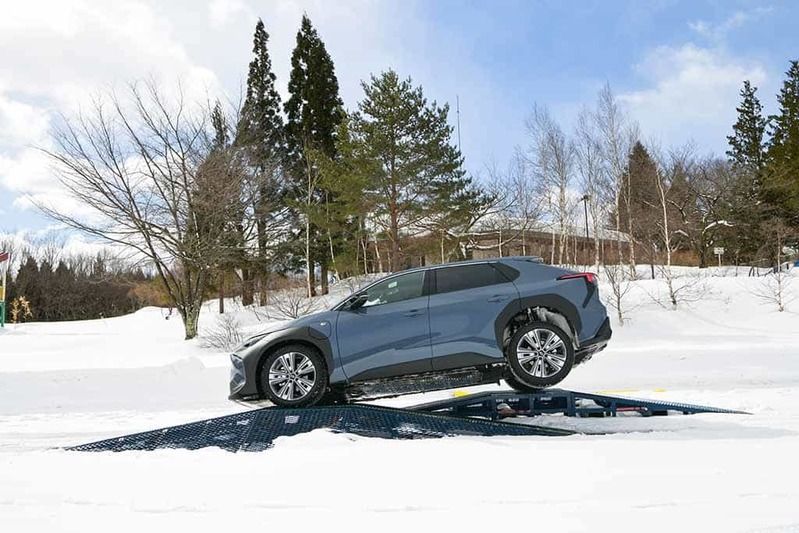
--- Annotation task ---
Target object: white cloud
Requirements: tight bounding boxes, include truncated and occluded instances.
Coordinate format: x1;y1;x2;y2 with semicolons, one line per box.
0;0;224;220
688;8;772;42
0;0;504;232
619;43;766;153
208;0;253;28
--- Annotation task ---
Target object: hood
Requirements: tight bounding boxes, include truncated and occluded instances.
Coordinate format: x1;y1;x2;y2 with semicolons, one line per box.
237;310;337;349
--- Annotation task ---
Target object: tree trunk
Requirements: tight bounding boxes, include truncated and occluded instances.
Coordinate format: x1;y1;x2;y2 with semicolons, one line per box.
306;218;316;298
389;223;400;272
218;271;225;314
242;268;254;307
181;302;202;340
320;264;329;295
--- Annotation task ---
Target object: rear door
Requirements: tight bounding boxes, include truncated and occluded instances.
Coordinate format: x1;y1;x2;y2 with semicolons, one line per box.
335;270;433;382
428;262;520;371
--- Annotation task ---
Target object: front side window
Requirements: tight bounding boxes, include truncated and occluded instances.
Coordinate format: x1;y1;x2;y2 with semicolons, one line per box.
434;263;508;294
362;271;425;307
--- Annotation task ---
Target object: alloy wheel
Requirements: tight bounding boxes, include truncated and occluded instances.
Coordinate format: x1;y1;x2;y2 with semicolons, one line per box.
268;351;317;401
515;328;567;379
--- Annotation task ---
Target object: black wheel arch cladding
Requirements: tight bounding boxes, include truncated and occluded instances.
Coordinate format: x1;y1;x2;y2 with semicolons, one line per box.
257;327;335;374
493;294;582;349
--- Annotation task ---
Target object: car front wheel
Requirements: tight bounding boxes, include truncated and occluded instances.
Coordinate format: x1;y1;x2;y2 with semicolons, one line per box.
260;345;328;408
506;321;575;389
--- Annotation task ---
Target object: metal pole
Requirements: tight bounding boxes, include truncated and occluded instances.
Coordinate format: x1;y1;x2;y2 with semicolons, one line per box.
582;195;589;265
0;254;6;328
456;94;462;152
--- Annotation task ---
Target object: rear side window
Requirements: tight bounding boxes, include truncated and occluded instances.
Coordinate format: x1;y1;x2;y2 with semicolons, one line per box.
434;263;510;294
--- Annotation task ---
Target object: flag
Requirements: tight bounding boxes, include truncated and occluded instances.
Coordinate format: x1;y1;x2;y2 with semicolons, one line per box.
0;251;9;263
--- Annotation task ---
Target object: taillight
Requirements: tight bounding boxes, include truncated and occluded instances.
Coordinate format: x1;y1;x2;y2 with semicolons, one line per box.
557;272;598;306
557;272;597;285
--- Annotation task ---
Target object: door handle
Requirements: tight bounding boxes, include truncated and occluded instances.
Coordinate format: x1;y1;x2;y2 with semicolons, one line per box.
487;295;510;303
404;309;425;317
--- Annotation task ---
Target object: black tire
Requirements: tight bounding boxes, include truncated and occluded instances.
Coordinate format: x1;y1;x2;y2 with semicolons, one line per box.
506;321;575;389
260;344;328;408
503;373;543;393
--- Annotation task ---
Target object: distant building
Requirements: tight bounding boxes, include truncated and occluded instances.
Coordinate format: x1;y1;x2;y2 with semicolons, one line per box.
363;217;633;272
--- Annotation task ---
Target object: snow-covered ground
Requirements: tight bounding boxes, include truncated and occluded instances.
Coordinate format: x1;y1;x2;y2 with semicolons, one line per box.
1;269;799;532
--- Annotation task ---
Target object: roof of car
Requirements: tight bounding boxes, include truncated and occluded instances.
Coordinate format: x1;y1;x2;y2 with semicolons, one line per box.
395;256;544;275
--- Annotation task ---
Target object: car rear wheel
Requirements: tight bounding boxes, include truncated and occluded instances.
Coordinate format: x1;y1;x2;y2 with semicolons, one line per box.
506;321;575;389
260;345;328;408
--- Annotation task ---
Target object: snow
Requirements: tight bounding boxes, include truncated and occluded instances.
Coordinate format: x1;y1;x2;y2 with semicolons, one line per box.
2;270;799;531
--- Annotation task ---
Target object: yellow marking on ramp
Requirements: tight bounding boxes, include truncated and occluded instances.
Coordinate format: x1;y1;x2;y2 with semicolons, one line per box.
595;388;666;394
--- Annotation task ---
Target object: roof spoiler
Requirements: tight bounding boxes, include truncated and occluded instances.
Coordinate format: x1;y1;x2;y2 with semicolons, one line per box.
503;256;544;264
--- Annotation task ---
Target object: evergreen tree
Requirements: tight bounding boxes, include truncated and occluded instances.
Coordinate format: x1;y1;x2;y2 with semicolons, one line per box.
425;172;494;262
616;141;661;264
317;113;376;277
15;256;40;318
235;19;287;305
352;70;464;271
726;80;769;260
284;15;344;296
201;101;245;313
766;60;799;226
728;80;768;172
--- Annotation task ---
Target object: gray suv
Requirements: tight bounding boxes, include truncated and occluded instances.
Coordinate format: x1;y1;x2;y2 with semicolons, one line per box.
229;257;611;407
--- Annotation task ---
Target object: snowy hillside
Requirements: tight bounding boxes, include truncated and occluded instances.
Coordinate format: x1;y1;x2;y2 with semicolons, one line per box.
2;269;799;532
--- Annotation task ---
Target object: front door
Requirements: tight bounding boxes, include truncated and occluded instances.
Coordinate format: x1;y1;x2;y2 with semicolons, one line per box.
336;270;432;382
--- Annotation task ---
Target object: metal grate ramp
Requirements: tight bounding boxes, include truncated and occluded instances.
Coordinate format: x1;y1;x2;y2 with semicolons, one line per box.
409;389;749;420
67;403;573;453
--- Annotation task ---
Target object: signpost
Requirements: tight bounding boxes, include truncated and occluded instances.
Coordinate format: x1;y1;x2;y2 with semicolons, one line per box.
714;247;724;268
0;250;8;328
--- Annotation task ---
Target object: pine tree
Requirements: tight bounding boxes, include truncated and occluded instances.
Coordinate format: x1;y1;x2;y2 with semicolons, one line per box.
235;19;287;305
766;60;799;226
728;80;768;173
284;15;344;296
425;172;494;263
616;141;661;266
352;70;464;271
317;113;376;277
725;80;769;261
203;101;245;313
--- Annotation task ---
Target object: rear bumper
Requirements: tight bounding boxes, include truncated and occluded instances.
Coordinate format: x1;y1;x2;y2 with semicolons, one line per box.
575;317;612;364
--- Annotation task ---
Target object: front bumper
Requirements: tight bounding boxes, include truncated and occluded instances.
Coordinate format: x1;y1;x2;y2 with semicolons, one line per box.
229;353;259;401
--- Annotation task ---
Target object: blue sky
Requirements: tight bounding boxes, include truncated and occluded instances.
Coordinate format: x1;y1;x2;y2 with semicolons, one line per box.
1;0;797;238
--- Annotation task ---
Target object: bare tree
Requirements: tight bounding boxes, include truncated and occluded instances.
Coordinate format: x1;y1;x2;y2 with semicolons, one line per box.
574;107;609;268
750;220;796;312
38;82;263;339
602;263;635;325
525;104;575;265
596;84;638;273
465;153;542;258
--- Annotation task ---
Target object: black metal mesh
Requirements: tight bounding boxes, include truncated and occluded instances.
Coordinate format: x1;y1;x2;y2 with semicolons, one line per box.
67;390;744;454
410;389;749;419
68;404;572;453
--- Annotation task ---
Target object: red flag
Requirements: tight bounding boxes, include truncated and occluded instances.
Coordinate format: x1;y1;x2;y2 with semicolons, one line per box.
0;251;9;263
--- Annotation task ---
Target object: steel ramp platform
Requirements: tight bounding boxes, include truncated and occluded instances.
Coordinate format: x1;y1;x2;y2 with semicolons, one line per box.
408;389;749;421
67;403;572;453
68;390;746;453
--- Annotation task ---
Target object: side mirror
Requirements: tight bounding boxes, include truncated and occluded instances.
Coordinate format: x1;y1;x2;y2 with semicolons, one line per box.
345;293;368;311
